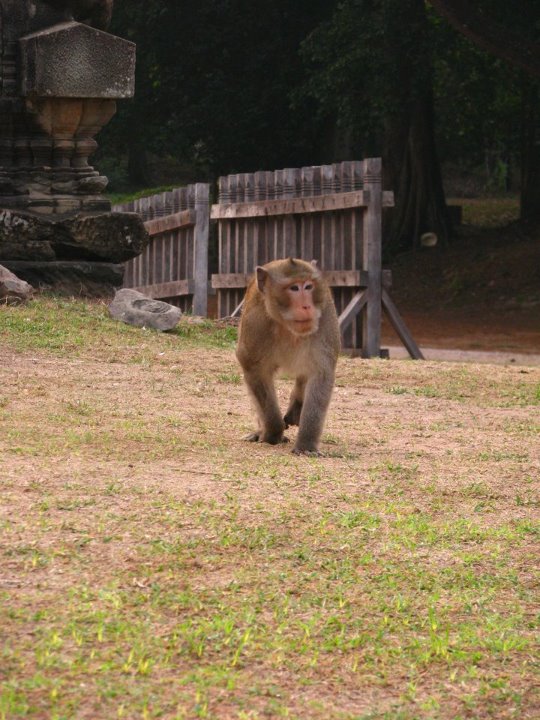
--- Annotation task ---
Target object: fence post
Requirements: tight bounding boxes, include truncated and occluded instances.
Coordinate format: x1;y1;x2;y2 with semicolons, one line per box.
362;157;382;358
193;183;209;316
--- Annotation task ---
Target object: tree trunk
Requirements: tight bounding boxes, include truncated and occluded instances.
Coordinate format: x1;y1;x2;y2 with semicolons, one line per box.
520;77;540;224
383;0;452;256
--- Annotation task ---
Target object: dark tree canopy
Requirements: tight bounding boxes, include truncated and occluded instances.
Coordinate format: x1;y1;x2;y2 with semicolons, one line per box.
430;0;540;78
100;0;540;248
430;0;540;223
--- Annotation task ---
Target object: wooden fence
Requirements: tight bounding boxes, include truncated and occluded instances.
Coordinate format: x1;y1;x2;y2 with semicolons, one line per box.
113;183;209;316
112;161;421;359
210;158;422;358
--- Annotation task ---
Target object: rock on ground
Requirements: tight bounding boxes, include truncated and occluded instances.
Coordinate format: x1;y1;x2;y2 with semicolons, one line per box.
0;264;34;303
109;288;182;331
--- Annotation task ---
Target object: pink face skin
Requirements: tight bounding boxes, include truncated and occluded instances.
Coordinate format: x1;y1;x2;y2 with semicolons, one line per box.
282;279;321;335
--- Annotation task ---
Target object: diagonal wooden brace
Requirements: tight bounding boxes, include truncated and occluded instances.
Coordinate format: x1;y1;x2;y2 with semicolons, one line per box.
382;288;424;359
338;289;369;334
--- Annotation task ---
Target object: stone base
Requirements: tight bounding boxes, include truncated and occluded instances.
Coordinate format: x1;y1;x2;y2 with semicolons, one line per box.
0;192;112;215
3;260;125;297
0;209;149;263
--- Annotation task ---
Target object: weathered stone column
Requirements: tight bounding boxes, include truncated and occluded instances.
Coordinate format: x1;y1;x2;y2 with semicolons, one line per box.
0;1;148;294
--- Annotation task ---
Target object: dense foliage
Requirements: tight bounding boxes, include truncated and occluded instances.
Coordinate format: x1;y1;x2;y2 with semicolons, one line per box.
99;0;540;249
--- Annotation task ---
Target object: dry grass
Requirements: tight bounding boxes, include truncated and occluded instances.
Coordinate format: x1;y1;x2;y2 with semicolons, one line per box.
1;297;539;720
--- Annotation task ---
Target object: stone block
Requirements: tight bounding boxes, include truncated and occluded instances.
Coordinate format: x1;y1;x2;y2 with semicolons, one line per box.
54;197;82;214
109;289;183;331
3;260;124;297
20;21;135;99
0;263;34;303
0;209;148;263
80;197;112;212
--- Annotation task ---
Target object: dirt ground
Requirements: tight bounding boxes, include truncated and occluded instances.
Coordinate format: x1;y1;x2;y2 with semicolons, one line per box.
1;308;539;718
1;218;539;718
380;223;539;360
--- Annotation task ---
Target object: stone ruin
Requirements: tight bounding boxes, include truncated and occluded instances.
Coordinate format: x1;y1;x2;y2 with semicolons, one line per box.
0;0;148;294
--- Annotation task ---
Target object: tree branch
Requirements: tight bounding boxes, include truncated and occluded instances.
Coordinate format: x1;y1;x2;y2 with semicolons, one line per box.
430;0;540;78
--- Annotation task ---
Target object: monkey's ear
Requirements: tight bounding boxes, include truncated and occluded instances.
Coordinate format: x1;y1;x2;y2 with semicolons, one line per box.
256;266;268;292
310;259;321;278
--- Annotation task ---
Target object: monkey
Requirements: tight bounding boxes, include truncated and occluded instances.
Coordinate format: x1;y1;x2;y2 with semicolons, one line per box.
42;0;113;30
236;257;340;456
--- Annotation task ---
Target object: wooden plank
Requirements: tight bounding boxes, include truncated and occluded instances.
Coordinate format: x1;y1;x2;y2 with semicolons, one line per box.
362;157;383;358
312;166;322;263
238;173;248;273
254;170;266;267
291;166;302;257
244;173;255;272
210;269;390;290
131;279;194;300
274;169;283;258
186;184;195;291
382;288;425;360
283;168;296;257
212;272;367;290
210;189;370;220
300;166;314;260
324;270;366;287
338;290;368;333
353;160;364;190
193;183;209;316
222;175;232;316
341;161;353;192
144;209;197;236
217;177;226;318
211;273;249;289
321;165;334;271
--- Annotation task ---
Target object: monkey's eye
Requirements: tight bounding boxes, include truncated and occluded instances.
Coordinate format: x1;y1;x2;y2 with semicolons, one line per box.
304;283;314;291
289;284;300;292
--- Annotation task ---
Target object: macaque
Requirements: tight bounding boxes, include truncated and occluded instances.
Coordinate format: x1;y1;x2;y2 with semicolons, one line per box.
236;258;340;455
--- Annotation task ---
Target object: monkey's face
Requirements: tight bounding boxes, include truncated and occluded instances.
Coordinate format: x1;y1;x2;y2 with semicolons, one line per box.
276;278;322;336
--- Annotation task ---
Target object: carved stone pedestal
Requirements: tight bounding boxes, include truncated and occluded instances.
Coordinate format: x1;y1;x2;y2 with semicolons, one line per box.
0;2;146;293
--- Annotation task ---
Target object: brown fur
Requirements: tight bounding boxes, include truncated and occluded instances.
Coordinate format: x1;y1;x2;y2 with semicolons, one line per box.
236;258;340;455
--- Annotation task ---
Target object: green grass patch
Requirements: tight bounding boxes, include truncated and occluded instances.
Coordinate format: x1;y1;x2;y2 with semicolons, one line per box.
106;185;183;206
448;196;520;228
0;297;237;358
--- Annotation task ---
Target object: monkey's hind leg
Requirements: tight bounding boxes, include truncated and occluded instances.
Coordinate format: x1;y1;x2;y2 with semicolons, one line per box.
243;370;286;445
284;376;306;427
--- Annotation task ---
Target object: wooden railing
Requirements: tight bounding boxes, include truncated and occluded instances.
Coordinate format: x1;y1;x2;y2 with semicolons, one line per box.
112;162;421;358
211;158;422;358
